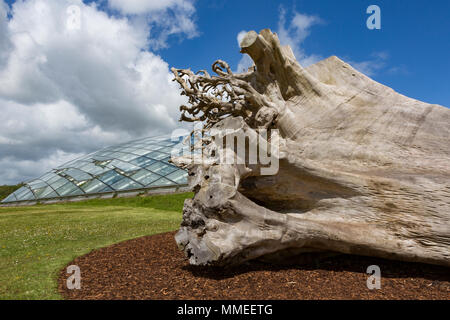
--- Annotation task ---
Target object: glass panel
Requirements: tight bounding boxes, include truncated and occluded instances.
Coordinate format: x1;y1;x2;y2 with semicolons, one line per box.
159;165;177;176
79;162;110;175
15;186;34;199
58;159;88;169
130;143;149;149
98;170;125;186
111;145;125;150
145;151;166;160
47;174;63;184
131;169;160;185
165;170;188;184
110;178;143;191
56;182;81;196
94;151;114;157
57;159;77;168
50;177;70;190
81;179;108;193
149;177;174;187
43;191;58;199
144;145;163;151
65;168;92;181
39;186;59;199
21;190;36;201
116;153;140;162
109;160;140;173
39;172;57;182
34;186;52;198
92;155;112;162
27;179;48;189
2;193;18;202
70;160;90;168
14;187;35;201
130;156;155;167
109;151;129;158
161;156;173;165
98;186;113;193
145;162;176;176
12;187;27;198
65;188;84;197
158;146;175;154
129;148;153;156
159;140;177;147
120;147;139;153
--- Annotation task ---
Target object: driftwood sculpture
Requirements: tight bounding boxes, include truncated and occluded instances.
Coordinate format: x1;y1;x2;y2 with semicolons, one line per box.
171;29;450;267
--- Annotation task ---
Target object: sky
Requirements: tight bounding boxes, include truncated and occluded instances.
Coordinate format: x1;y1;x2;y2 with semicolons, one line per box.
0;0;449;185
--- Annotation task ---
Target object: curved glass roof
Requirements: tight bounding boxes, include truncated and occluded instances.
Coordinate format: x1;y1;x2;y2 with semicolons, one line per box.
2;134;188;204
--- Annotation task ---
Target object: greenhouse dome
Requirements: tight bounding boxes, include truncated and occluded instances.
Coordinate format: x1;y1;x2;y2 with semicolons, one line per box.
1;134;189;205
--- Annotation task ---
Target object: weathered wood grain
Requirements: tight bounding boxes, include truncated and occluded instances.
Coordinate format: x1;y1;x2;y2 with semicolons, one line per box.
171;29;450;267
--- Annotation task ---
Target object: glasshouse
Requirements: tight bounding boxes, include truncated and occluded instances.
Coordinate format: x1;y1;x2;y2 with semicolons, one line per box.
1;134;189;205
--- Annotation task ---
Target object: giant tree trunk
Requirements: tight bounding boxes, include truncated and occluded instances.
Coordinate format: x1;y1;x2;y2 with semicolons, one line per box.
171;29;450;267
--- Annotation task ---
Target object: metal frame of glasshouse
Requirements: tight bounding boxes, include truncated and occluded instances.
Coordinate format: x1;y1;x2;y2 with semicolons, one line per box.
1;134;189;206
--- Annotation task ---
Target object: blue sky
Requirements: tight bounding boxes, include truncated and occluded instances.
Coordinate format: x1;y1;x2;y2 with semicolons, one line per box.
162;0;450;107
3;0;449;106
0;0;448;185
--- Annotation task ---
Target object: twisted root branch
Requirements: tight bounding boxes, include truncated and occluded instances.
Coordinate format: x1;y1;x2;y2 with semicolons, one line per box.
171;60;279;129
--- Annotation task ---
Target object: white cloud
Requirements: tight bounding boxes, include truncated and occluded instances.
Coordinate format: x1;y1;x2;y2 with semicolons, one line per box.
387;65;409;75
234;30;254;73
237;30;247;47
0;151;86;185
347;51;389;77
234;9;394;78
108;0;192;15
235;8;324;72
0;99;93;184
108;0;198;49
0;0;11;66
277;7;323;67
0;0;191;185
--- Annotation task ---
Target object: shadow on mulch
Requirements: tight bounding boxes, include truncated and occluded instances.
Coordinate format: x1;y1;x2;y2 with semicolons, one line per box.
58;231;450;300
184;254;450;282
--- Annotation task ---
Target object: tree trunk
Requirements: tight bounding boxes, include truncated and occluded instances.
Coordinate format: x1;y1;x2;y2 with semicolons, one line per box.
171;29;450;267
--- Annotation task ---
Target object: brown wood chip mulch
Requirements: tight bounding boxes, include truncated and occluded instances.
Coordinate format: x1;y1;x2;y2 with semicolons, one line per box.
58;231;450;300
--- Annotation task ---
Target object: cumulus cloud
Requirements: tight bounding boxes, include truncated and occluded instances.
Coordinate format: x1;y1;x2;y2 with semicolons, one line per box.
235;8;324;72
0;0;192;185
277;7;323;67
108;0;198;49
108;0;192;15
235;30;253;73
0;151;86;186
236;30;247;46
0;1;11;65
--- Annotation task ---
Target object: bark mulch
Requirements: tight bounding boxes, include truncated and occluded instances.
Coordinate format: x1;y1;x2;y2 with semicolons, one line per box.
58;231;449;300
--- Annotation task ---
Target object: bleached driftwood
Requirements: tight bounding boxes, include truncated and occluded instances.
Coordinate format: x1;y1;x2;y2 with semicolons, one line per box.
171;29;450;267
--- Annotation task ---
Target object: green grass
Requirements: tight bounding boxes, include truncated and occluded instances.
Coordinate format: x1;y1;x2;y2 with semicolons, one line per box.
0;192;192;300
0;184;22;201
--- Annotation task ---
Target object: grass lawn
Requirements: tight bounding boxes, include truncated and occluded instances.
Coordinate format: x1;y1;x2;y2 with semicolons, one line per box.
0;192;192;300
